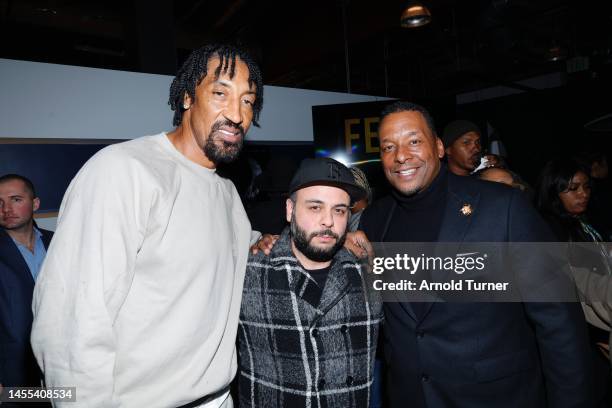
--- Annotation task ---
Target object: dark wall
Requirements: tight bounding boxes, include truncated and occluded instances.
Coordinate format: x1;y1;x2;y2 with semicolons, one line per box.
0;143;112;213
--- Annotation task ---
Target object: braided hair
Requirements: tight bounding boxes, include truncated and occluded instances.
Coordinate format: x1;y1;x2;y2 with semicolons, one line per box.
349;167;373;205
168;44;264;127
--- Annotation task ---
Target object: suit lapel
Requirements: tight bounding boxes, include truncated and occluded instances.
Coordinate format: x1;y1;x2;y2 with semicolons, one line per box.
417;175;480;321
0;229;34;284
400;300;419;322
437;189;479;244
40;229;53;249
375;201;420;322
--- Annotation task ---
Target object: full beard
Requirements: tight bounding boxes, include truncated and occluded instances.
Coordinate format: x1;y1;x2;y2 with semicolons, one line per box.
203;120;245;164
290;212;347;262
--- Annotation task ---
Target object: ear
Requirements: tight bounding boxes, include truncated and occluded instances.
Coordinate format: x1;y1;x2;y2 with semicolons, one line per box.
32;197;40;212
286;198;294;223
436;137;446;159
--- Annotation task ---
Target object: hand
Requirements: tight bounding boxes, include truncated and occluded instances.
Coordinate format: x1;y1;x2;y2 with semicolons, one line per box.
484;154;500;168
345;230;373;260
251;234;279;255
597;342;610;360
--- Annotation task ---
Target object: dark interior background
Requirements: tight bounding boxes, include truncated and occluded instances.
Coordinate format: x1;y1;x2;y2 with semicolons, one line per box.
2;0;611;195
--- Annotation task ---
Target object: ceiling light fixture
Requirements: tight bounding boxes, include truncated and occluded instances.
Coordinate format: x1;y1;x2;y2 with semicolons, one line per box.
400;1;432;28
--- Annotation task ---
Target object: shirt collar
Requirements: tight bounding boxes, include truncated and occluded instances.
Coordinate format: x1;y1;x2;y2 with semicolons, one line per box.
10;226;43;248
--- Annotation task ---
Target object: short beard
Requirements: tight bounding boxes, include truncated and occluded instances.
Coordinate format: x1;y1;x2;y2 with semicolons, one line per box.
0;217;31;231
290;212;347;262
203;120;244;164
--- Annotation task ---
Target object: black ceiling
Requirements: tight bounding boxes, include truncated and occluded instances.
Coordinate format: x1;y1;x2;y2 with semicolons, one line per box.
2;0;611;99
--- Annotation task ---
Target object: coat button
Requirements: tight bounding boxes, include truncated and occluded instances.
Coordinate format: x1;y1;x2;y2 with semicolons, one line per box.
346;376;354;386
341;325;348;333
416;330;424;338
421;374;429;382
318;378;326;388
311;329;319;338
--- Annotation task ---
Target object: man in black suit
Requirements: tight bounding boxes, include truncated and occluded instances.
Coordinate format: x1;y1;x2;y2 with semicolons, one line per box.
0;174;53;388
359;101;592;407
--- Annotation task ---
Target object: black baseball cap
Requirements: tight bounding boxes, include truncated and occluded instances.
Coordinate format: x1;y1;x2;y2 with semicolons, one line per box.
442;120;481;148
289;158;366;203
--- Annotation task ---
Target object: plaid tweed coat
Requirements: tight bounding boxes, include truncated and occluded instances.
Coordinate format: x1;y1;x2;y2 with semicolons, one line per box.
238;227;382;408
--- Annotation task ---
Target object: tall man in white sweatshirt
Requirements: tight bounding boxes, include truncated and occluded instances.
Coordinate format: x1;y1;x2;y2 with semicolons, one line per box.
31;44;264;408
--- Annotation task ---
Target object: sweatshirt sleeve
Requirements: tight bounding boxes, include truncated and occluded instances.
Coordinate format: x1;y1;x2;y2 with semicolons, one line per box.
250;230;262;246
31;147;149;407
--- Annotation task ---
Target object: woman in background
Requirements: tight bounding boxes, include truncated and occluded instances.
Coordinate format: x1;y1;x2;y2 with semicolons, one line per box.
537;159;606;243
537;158;612;407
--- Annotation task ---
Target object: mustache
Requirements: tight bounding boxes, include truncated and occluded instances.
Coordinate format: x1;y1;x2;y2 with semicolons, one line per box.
211;119;245;139
309;229;339;240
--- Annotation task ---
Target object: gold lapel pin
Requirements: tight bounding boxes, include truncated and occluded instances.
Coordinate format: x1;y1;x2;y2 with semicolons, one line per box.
460;204;473;216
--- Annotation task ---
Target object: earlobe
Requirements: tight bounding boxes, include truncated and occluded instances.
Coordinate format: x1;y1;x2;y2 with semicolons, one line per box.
183;93;193;110
437;138;446;159
33;197;40;212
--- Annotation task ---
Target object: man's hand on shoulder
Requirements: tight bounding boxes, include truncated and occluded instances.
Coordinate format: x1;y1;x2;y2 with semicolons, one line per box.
345;230;373;260
250;234;279;255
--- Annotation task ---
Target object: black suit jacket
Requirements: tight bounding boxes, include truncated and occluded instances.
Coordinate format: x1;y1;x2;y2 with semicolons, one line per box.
361;173;592;408
0;227;53;387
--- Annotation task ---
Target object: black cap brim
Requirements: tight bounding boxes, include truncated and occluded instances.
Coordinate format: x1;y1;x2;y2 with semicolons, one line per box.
289;180;366;204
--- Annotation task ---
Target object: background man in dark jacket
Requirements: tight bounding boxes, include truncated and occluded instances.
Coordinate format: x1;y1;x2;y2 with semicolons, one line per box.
0;174;52;389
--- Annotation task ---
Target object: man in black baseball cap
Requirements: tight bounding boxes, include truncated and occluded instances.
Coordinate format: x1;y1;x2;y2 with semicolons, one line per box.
442;119;482;176
237;157;381;408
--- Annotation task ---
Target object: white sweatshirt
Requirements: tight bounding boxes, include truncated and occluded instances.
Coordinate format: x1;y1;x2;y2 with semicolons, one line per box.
31;134;252;407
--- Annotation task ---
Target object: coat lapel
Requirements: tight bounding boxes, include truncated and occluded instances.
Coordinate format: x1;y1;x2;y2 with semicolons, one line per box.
288;266;324;310
417;175;481;322
271;229;327;318
400;299;419;322
0;229;34;284
286;251;358;318
374;202;420;322
437;190;479;244
40;228;53;249
317;250;357;315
